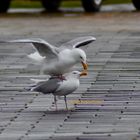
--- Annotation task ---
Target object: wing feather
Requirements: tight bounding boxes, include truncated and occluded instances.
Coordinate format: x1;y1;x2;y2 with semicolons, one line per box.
0;38;59;59
60;36;96;49
32;78;62;94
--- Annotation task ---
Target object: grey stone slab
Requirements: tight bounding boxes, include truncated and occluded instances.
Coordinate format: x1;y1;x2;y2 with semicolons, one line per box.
1;18;140;140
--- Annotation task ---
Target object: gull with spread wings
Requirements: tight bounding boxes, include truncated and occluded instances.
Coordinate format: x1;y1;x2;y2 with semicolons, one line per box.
0;36;96;76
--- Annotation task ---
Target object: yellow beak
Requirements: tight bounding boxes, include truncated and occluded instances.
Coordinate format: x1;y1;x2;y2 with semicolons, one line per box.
81;61;88;70
80;71;88;77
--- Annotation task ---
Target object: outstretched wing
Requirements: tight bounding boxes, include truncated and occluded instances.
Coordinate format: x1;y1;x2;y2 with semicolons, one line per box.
60;36;96;49
0;38;59;59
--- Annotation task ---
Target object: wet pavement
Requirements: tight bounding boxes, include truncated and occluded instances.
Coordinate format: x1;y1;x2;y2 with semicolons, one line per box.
0;4;140;140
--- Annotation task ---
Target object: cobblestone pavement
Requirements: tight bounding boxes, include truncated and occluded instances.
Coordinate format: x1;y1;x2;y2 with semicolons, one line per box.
0;7;140;140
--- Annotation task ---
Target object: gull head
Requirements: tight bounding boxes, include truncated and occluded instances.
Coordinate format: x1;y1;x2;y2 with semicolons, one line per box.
67;71;88;79
71;48;88;71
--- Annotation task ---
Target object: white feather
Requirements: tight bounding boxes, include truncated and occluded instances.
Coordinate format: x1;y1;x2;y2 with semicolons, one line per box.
28;52;45;62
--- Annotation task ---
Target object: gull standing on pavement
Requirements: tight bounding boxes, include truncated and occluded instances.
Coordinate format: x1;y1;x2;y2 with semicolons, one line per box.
31;71;87;110
0;36;96;76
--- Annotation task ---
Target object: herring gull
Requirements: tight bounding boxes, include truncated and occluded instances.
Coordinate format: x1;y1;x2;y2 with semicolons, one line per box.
31;71;87;110
0;36;96;76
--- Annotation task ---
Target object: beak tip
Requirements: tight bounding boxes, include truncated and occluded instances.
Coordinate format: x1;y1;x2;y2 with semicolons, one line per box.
80;71;88;77
82;62;88;70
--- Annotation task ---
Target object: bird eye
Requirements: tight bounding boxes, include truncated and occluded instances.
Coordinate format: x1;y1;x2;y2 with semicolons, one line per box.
73;72;77;74
80;56;83;59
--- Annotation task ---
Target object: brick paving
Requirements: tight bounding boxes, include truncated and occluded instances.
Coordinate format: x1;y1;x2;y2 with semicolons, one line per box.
0;10;140;140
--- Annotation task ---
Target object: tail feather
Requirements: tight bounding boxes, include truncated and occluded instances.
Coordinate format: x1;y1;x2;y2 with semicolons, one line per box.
23;85;36;92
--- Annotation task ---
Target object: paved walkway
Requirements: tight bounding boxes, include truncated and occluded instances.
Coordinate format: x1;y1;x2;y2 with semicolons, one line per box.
0;9;140;140
0;31;140;140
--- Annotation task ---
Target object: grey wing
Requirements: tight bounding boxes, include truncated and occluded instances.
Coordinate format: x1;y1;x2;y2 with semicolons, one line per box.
60;36;96;49
0;38;59;59
33;78;62;94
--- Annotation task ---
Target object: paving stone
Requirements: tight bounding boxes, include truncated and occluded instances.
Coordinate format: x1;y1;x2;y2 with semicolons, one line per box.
0;18;140;140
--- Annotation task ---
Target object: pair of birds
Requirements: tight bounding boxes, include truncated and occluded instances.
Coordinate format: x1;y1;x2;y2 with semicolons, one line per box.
1;36;96;110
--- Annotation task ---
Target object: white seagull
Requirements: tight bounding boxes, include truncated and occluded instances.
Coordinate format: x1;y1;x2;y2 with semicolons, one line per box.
0;36;96;76
31;71;87;110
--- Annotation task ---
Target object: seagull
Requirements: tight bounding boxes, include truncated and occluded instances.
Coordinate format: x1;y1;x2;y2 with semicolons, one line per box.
30;71;87;110
0;36;96;76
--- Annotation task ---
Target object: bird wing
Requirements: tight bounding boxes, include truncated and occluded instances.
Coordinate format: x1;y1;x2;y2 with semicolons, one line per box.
60;36;96;49
32;78;62;94
0;38;59;59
